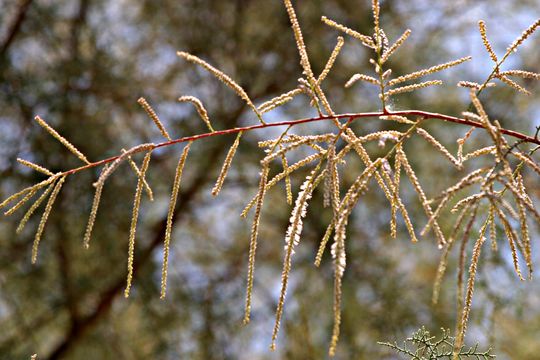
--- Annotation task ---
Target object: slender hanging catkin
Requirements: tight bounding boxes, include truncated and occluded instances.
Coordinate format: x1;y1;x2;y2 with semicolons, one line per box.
161;142;192;299
83;165;110;249
212;132;242;196
125;151;153;298
243;163;269;325
32;175;67;264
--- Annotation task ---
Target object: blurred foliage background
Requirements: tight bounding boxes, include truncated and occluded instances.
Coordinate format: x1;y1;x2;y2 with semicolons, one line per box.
0;0;539;359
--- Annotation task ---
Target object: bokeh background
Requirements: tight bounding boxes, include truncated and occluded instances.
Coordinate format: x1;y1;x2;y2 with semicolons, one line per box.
1;0;539;359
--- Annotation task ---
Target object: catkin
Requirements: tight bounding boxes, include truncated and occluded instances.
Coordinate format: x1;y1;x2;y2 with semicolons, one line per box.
318;36;345;84
457;81;485;89
397;147;445;245
94;143;155;189
177;51;264;124
178;96;215;132
488;205;497;252
416;128;462;169
516;174;532;278
258;134;334;148
271;168;325;350
478;21;498;63
456;233;486;353
244;164;269;325
34;116;90;164
372;0;380;40
345;73;379;87
504;19;540;57
32;175;67;264
17;158;53;176
388;57;471;86
4;189;38;216
212;132;242;196
327;160;381;356
344;132;417;242
512;151;540;177
379;115;415;124
0;175;58;210
501;70;540;80
258;89;303;114
241;152;323;217
125;151;153;298
381;29;411;63
386;80;443;96
83;165;109;249
390;148;402;238
315;221;334;267
161;142;192;299
463;146;496;161
138;97;172;140
494;205;524;281
123;149;154;201
16;184;55;234
321;16;375;48
429;168;488;204
496;74;531;95
280;146;293;205
283;0;317;84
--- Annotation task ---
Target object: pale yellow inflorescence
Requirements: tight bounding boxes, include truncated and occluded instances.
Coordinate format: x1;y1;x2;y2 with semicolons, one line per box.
455;232;486;353
138;97;172;141
379;115;415;124
123;149;154;201
504;19;540;57
17;158;54;176
478;20;498;63
280;145;293;205
34;116;90;164
16;182;56;234
258;89;303;114
496;74;531;95
83;165;109;249
321;16;374;48
385;80;443;97
271;167;326;351
381;29;411;63
32;175;67;264
243;163;269;325
388;57;471;86
125;151;153;298
161;142;192;299
212;132;242;196
178;96;215;132
177;51;264;124
416;128;462;169
318;37;345;84
3;189;38;216
501;70;540;79
397;147;445;246
241;152;324;217
345;73;379;87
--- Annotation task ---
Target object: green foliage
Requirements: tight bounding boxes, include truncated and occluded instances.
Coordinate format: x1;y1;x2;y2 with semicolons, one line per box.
379;327;495;359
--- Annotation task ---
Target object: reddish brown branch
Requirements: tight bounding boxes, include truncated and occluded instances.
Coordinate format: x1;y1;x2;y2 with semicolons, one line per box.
59;110;539;177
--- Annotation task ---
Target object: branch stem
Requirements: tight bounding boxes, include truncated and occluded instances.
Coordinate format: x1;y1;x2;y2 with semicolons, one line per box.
59;110;540;177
